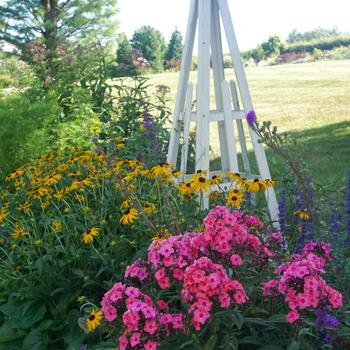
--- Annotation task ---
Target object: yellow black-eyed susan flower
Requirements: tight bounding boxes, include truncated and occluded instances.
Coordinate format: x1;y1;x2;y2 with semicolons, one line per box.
11;224;28;239
89;126;100;134
228;172;243;183
295;210;311;221
82;227;99;244
177;182;194;197
191;176;211;193
41;173;61;186
54;188;69;200
0;204;9;224
116;143;125;150
27;186;52;199
120;208;138;225
260;179;275;190
120;199;130;210
226;189;244;207
210;174;222;186
247;178;261;192
5;166;26;181
41;200;51;210
171;170;183;178
209;190;220;200
52;220;62;233
14;179;25;190
152;229;172;243
68;171;83;177
143;203;156;214
149;163;172;178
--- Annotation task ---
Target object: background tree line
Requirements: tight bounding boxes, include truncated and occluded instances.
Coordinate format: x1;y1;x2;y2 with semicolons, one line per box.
242;27;350;65
116;26;183;74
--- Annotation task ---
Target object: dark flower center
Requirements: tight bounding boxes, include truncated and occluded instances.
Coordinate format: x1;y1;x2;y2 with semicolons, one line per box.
199;177;206;183
88;314;96;321
287;277;305;293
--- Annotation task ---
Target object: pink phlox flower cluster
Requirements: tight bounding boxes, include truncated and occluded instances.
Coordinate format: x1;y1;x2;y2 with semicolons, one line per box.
301;241;332;264
263;242;342;324
200;206;273;260
124;259;149;282
101;282;182;349
182;257;248;330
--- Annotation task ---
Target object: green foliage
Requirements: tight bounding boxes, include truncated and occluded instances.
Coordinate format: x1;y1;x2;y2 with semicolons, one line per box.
0;0;118;61
0;150;144;349
116;33;133;66
261;36;284;57
0;74;12;89
287;27;340;43
131;26;166;72
251;46;266;65
284;35;350;54
0;93;58;179
164;29;183;70
0;52;34;90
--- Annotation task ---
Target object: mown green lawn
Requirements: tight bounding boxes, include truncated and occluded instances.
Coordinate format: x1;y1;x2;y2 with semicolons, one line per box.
147;60;350;192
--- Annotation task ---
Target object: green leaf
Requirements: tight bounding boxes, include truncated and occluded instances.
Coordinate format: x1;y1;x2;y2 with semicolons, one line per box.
21;329;48;350
0;321;26;343
63;310;86;348
204;335;217;350
239;336;267;346
179;340;194;349
287;340;301;350
72;268;85;279
267;314;288;323
17;303;46;329
258;346;284;350
231;310;244;329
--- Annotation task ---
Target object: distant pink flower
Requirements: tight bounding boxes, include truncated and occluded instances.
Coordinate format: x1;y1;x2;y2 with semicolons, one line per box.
286;310;300;323
102;305;117;321
130;332;141;347
144;340;158;350
144;319;158;335
230;254;243;266
118;335;128;350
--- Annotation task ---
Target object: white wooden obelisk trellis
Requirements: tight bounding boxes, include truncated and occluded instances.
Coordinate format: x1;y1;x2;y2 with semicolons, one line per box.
167;0;279;224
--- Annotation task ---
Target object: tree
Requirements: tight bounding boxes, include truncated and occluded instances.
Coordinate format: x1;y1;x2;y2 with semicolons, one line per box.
261;35;284;57
116;32;132;65
287;27;340;43
131;26;166;72
0;0;118;63
164;29;183;69
250;46;265;65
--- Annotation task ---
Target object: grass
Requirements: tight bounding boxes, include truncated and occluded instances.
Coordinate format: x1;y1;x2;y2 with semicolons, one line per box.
147;60;350;192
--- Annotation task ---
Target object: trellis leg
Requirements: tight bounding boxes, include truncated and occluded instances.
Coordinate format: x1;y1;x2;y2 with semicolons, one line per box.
167;0;198;167
196;0;211;209
230;80;252;176
221;81;239;172
180;83;193;174
218;0;279;225
210;0;229;172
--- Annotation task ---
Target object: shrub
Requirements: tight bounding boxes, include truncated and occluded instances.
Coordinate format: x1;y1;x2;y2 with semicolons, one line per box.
0;93;58;179
0;74;14;89
283;35;350;54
